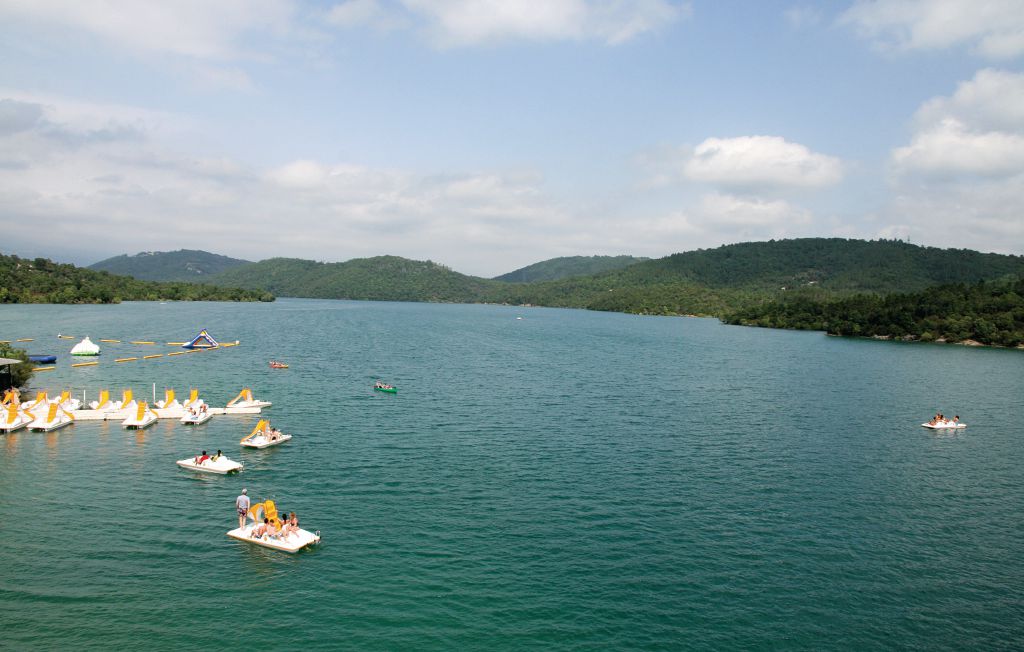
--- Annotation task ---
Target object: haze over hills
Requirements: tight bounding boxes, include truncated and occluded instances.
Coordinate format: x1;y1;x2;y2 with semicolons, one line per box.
493;255;649;283
89;249;250;282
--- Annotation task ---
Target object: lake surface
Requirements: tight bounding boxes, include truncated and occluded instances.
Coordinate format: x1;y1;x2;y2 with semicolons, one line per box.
1;299;1022;650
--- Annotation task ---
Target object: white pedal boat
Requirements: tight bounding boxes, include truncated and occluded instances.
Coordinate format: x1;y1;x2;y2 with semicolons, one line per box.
226;499;319;553
176;455;242;474
122;402;158;429
921;422;966;429
241;432;292;448
240;419;291;448
28;404;74;432
227;388;272;409
227;524;320;552
0;406;34;433
181;410;213;425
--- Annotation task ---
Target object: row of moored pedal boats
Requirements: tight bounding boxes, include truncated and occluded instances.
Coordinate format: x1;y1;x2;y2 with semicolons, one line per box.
0;387;271;432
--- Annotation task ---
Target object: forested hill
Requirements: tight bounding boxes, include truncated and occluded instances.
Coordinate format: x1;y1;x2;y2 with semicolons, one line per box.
596;239;1024;293
213;256;495;302
493;255;648;283
0;254;274;303
89;249;250;282
203;239;1024;318
723;276;1024;348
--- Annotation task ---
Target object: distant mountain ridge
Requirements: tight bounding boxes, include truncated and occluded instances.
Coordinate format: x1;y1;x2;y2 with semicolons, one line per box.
203;239;1024;319
493;255;649;282
89;249;250;282
213;256;495;302
0;253;273;304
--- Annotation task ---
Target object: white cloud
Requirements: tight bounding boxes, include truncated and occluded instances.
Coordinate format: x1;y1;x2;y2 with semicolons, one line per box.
892;117;1024;177
914;68;1024;133
840;0;1024;59
0;0;294;60
892;69;1024;177
698;193;812;227
326;0;688;47
682;135;842;189
879;68;1024;254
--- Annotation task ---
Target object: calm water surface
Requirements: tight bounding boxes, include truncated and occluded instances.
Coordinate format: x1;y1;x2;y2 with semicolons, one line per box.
1;299;1022;650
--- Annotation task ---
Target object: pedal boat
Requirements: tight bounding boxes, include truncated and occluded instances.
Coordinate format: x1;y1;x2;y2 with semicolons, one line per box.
176;455;242;474
373;383;397;393
0;406;34;433
28;403;75;432
921;422;966;429
181;410;213;425
122;402;159;429
226;499;319;553
227;388;272;409
240;419;291;448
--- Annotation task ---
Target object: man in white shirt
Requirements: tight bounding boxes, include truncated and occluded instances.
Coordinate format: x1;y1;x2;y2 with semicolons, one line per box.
236;489;250;529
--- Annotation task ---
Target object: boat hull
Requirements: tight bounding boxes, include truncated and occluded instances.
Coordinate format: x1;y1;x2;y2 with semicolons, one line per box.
181;412;213;425
921;423;966;429
241;433;292;449
176;458;242;474
226;524;320;553
374;387;397;393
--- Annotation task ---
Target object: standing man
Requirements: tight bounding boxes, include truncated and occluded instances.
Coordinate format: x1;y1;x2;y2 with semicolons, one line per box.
236;488;250;530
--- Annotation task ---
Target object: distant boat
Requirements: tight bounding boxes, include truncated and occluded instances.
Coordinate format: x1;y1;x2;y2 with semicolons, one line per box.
28;355;57;364
269;361;289;369
374;381;397;393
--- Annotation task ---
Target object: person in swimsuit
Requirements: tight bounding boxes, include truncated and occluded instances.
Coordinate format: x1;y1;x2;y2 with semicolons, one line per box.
251;517;270;539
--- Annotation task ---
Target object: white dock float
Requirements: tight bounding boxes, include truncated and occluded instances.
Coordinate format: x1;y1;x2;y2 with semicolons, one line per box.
68;406;263;421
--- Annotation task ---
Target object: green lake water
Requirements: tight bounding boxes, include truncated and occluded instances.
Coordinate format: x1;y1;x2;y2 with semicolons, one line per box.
1;299;1022;650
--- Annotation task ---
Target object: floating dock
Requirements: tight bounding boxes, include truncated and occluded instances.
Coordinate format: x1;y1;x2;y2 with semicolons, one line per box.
68;406;263;422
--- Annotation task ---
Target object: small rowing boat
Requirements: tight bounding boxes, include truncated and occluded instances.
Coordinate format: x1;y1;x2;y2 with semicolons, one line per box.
269;361;289;369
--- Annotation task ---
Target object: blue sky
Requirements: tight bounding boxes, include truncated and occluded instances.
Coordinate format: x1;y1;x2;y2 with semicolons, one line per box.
1;0;1022;276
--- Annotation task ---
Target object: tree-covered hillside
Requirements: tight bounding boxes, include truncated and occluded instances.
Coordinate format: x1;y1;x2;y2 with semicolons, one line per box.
600;239;1024;292
206;239;1024;322
0;254;274;303
214;256;496;302
89;249;251;282
493;255;648;283
723;277;1024;347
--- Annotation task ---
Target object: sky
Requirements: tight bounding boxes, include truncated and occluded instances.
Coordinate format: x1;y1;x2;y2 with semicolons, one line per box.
1;0;1023;277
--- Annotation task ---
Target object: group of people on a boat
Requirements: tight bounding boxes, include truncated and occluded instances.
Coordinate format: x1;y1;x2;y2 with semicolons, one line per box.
250;512;301;541
186;404;208;417
927;413;960;426
374;381;394;390
193;449;223;465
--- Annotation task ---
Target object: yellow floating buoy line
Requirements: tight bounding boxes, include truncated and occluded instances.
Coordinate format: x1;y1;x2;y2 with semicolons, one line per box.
99;339;121;343
143;354;163;359
33;366;56;372
115;357;138;363
71;361;98;368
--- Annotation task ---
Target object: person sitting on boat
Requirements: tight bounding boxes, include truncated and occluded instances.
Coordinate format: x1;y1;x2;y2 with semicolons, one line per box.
211;449;223;462
199;403;208;415
283;512;299;539
269;427;281;441
251;517;270;538
194;450;210;465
